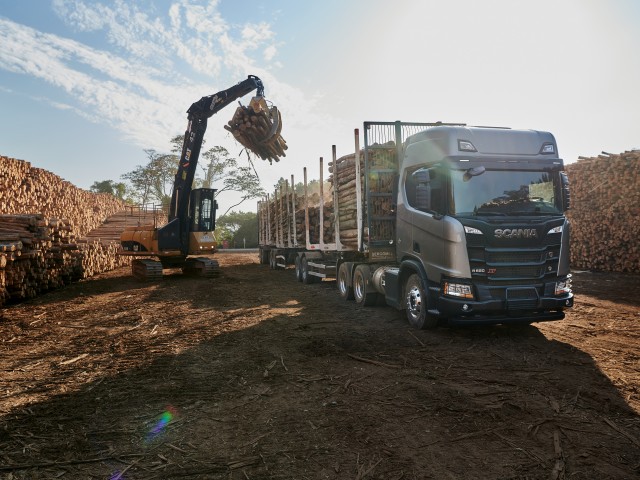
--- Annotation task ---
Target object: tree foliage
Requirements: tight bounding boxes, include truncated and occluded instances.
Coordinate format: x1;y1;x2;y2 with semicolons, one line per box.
108;135;264;212
89;180;127;200
216;211;258;248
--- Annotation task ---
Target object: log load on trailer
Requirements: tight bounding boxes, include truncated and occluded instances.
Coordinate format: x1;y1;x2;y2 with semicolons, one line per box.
259;121;574;328
120;75;286;280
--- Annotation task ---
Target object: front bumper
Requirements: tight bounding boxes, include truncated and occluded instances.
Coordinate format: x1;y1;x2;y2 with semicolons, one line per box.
438;292;573;325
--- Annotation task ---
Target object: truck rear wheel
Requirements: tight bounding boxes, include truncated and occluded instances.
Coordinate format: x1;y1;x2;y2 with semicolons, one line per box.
294;256;303;282
405;273;438;329
301;256;317;284
337;263;354;300
353;264;378;306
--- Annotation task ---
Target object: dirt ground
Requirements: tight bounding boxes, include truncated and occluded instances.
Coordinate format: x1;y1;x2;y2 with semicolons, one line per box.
1;252;638;479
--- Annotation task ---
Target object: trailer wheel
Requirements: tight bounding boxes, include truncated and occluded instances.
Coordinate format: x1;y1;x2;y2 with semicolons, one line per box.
301;256;317;284
337;263;354;300
404;273;438;329
353;265;378;306
294;255;303;282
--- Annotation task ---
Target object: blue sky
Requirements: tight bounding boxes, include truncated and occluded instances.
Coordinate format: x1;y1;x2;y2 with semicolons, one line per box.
1;0;639;212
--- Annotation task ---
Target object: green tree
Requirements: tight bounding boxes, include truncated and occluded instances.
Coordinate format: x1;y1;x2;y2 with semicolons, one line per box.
199;144;264;216
89;179;127;200
120;149;179;207
216;211;258;248
120;135;264;213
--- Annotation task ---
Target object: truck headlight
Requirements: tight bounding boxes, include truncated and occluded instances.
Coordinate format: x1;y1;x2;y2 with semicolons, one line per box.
464;226;482;235
555;275;572;295
443;280;474;299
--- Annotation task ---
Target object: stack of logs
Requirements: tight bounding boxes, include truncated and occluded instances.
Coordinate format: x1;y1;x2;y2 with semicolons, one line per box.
0;156;126;238
328;151;365;248
328;145;397;247
295;203;335;245
225;96;287;163
566;150;640;273
0;156;131;306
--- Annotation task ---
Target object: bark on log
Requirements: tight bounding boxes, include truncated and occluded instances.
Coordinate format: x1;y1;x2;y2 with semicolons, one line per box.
565;150;640;272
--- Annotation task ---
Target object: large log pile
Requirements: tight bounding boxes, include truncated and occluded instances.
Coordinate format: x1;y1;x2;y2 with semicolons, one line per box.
0;156;131;306
0;214;130;305
1;156;126;238
566;150;640;273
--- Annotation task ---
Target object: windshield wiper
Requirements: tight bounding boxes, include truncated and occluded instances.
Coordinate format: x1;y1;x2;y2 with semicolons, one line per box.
507;211;561;216
474;211;507;216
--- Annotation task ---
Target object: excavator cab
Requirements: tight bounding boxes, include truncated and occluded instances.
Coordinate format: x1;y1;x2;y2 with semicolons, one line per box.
187;188;218;254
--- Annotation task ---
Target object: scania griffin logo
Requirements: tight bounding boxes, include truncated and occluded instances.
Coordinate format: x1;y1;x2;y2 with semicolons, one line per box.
494;228;538;239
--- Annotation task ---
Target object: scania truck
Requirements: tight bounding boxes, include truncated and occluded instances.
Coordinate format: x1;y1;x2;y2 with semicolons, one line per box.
259;121;574;328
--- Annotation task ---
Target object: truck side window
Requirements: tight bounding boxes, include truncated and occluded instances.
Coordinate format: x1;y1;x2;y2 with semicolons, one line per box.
405;170;418;208
429;172;444;214
405;167;444;214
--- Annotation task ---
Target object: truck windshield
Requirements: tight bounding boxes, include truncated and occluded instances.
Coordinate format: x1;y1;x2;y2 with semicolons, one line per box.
451;169;563;217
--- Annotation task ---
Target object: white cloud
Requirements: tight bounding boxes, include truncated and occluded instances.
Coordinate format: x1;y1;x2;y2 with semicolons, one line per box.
264;45;277;62
0;0;343;206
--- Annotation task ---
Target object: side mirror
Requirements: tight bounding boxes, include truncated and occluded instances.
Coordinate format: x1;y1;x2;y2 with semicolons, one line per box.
463;166;486;182
560;172;571;211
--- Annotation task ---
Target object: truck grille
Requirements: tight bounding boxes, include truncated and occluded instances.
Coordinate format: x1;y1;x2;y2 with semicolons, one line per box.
469;244;560;282
486;251;544;263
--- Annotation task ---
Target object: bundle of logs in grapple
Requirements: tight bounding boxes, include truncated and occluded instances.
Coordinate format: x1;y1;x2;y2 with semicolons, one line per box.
225;96;287;163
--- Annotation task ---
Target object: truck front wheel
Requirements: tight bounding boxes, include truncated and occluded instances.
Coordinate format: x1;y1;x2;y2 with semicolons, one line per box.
405;274;438;329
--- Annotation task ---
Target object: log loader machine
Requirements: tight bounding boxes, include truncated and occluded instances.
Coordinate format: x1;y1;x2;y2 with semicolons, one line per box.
120;75;282;280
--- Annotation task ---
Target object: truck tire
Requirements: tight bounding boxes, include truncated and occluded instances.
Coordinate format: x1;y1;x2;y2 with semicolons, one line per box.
294;255;303;282
353;264;378;306
337;263;354;300
404;273;438;329
301;256;317;284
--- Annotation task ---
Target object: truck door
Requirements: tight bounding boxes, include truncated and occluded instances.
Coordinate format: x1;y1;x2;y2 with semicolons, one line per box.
402;167;445;280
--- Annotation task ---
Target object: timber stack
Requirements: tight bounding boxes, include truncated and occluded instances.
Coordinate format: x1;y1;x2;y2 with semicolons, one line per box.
225;96;287;163
0;156;131;306
565;150;640;273
328;145;396;248
328;150;365;248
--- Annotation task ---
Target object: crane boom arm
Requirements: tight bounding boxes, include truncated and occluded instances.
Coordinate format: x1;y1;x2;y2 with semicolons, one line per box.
168;75;265;222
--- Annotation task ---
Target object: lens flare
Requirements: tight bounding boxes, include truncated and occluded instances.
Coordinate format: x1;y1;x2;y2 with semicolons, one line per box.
145;406;177;443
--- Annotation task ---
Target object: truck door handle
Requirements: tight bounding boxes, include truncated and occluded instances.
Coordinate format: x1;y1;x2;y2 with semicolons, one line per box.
413;242;420;253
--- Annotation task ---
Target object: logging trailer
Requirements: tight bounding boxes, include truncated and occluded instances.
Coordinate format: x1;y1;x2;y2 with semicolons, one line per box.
259;121;574;328
120;75;285;280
